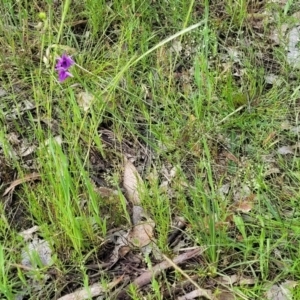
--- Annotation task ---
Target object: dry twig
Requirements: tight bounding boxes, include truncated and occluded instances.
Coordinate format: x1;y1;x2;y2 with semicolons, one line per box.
57;276;123;300
116;247;206;299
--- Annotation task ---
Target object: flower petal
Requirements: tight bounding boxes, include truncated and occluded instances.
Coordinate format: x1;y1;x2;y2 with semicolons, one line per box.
55;54;74;70
57;69;73;82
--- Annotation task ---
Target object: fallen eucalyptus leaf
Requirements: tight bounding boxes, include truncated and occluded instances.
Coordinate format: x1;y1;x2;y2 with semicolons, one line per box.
123;158;143;205
129;205;155;248
128;218;154;248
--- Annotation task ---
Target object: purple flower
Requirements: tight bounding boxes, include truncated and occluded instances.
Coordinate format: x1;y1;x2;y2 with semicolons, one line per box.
57;68;73;82
55;54;74;82
55;54;74;70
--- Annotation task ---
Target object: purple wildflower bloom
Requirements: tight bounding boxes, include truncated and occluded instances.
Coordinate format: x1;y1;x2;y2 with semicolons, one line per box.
55;54;74;70
57;68;73;82
55;54;75;82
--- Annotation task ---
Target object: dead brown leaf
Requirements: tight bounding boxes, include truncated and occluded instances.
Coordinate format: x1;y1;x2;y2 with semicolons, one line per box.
232;193;256;214
123;158;143;205
128;206;155;249
128;222;154;248
235;200;253;213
